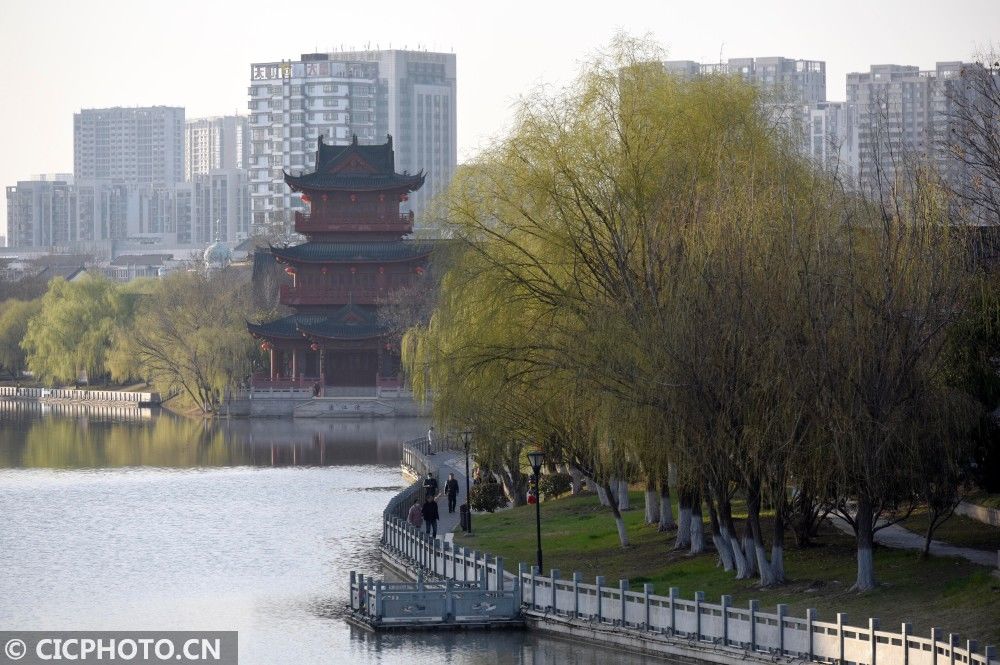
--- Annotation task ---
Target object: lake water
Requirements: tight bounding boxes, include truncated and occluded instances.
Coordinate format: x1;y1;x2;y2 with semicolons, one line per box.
0;403;660;664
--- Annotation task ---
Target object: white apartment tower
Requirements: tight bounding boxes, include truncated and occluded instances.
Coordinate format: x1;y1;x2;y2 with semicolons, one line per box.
664;57;826;104
247;50;457;233
846;62;969;191
73;106;185;186
185;115;250;180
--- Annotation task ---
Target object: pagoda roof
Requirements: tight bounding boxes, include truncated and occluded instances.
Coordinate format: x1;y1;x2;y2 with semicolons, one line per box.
283;134;425;193
269;240;437;264
247;306;390;342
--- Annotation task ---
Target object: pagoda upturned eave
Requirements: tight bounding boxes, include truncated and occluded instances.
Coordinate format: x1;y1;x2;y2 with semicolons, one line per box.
268;241;436;265
283;170;425;193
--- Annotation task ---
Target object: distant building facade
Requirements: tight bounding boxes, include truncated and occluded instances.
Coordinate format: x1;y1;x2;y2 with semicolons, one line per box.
247;49;456;234
74;107;185;186
185;115;250;180
846;62;970;191
664;57;826;104
6;172;248;249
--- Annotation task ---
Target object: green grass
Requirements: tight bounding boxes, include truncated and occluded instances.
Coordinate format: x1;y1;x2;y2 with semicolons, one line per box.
455;491;1000;643
900;507;1000;552
967;493;1000;511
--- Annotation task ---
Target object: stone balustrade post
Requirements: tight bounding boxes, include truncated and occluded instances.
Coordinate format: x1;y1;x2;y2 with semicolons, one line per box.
869;618;880;665
573;572;582;619
721;595;732;646
669;587;680;635
694;591;705;640
595;576;605;622
950;633;961;665
550;569;561;612
619;579;629;626
644;583;654;630
777;604;788;655
902;623;912;665
806;609;818;660
496;556;505;591
932;628;943;665
530;565;539;610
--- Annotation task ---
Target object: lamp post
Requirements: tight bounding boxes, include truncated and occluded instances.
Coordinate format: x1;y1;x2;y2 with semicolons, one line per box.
462;429;473;533
527;449;545;573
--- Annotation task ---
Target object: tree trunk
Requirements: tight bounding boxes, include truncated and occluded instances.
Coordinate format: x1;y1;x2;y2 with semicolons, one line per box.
658;481;676;531
617;479;631;511
746;481;776;586
720;498;750;579
690;490;705;555
853;498;877;591
742;526;758;577
706;493;734;571
644;478;660;524
673;490;692;550
596;481;610;506
569;466;583;495
602;481;629;548
922;513;936;559
771;501;786;583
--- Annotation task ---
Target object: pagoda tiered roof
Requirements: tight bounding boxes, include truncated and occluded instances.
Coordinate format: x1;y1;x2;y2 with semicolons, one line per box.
283;134;425;193
247;305;390;342
269;241;436;264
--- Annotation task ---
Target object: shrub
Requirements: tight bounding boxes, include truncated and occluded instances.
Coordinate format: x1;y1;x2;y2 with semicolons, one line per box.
539;472;572;499
469;482;509;513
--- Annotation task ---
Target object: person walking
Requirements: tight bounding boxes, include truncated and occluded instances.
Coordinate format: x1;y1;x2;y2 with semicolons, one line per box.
426;426;435;454
444;473;460;514
406;498;423;529
421;495;440;538
422;471;438;500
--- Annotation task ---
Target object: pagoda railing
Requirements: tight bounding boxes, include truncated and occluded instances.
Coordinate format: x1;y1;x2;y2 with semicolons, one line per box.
294;211;414;235
279;284;388;306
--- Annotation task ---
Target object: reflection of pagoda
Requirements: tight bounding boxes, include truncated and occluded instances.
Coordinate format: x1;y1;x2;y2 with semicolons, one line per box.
248;135;433;395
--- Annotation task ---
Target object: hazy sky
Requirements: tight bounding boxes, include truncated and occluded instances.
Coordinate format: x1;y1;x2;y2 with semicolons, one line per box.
2;0;998;241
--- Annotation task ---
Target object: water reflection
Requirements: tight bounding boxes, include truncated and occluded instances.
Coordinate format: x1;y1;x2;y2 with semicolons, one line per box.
0;406;659;664
0;401;428;469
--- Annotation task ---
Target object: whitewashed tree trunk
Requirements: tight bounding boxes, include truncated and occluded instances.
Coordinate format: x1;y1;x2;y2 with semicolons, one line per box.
754;542;776;586
673;507;692;550
713;533;735;571
617;479;630;511
852;499;877;591
742;531;758;577
644;479;660;524
721;523;750;579
595;480;610;506
569;466;583;495
689;497;705;555
771;543;785;583
659;483;676;531
602;482;629;548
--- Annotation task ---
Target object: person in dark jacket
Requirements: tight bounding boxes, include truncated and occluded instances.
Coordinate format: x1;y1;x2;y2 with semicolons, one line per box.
444;473;460;513
421;496;440;538
423;471;439;499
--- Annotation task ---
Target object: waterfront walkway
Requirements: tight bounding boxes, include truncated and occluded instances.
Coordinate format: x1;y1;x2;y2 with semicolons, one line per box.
411;448;468;540
829;515;998;567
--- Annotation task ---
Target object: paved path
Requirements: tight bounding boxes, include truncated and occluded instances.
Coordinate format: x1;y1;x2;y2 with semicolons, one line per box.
419;449;470;542
828;515;998;568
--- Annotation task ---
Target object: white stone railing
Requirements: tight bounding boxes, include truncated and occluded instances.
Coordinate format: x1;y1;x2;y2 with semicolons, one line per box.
0;387;159;404
381;441;998;665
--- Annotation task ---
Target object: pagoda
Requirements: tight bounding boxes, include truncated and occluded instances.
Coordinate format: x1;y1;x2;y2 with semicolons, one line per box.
248;135;433;394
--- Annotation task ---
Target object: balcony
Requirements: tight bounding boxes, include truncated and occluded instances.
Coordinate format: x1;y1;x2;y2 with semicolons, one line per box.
279;284;388;306
294;211;414;236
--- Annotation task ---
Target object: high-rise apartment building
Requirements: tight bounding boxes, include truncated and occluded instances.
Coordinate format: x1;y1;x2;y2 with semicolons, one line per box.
74;107;185;186
185;115;250;180
846;62;969;190
6;176;77;248
247;49;456;233
664;57;826;104
801;101;859;181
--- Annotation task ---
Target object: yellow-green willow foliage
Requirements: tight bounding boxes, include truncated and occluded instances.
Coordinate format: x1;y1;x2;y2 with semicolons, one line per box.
404;35;975;587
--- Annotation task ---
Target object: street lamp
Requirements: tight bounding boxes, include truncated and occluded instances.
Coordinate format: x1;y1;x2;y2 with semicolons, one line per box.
527;449;545;573
462;430;473;533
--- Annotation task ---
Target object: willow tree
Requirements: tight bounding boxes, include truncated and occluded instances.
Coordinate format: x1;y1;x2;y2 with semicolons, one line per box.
22;275;137;385
110;269;257;413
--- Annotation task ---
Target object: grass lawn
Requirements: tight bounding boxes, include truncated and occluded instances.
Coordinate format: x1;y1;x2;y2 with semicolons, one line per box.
967;493;1000;511
454;491;1000;643
900;507;1000;552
